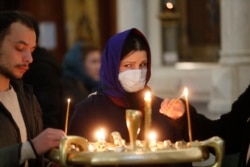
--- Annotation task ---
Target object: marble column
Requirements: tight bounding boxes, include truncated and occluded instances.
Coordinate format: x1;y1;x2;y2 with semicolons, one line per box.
208;0;250;113
146;0;162;67
116;0;162;67
116;0;147;34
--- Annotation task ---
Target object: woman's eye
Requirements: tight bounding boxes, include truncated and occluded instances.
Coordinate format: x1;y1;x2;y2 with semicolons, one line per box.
140;63;147;68
124;64;132;68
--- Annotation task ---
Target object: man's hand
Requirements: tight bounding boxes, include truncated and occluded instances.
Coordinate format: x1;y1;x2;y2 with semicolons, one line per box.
160;98;185;119
31;128;65;155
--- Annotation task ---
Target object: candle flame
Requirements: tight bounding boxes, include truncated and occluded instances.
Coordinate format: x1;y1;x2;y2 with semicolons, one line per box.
166;2;174;9
67;98;71;103
88;143;95;152
95;128;106;141
144;91;151;102
183;87;188;97
148;131;157;141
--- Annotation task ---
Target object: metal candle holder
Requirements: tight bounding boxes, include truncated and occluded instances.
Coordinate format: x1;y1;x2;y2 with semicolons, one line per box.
125;109;142;150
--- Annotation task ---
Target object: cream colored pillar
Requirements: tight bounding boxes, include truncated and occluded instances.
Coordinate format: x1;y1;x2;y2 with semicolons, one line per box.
208;0;250;113
116;0;162;67
116;0;146;34
146;0;162;67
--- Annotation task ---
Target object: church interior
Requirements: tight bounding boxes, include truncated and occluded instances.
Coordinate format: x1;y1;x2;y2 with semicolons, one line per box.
1;0;248;166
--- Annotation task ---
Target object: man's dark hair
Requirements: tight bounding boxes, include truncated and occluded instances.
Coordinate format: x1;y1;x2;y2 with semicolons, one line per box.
0;10;35;46
22;12;40;44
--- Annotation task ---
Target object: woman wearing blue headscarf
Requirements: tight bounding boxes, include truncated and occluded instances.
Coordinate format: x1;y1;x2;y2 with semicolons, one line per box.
69;28;192;167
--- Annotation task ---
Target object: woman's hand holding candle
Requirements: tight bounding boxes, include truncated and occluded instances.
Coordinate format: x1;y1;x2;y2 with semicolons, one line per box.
159;98;185;119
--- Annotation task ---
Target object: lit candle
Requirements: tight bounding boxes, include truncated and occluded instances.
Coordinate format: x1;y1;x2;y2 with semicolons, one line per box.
88;143;95;152
95;128;106;142
95;128;107;151
64;98;71;135
148;131;157;147
183;87;192;141
144;91;152;148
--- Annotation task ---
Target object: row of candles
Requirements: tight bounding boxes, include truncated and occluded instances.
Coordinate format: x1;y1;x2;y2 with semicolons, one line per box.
64;87;192;150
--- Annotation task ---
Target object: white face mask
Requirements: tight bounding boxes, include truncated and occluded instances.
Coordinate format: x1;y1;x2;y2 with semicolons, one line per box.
118;69;147;92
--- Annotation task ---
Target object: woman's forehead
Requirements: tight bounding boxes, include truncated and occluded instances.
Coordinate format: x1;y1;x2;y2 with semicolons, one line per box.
121;50;147;62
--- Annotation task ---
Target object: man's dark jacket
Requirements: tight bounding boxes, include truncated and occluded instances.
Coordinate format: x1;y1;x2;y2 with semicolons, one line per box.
0;80;44;167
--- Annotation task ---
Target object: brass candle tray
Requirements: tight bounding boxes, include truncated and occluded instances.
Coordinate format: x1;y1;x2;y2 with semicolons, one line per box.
48;134;224;167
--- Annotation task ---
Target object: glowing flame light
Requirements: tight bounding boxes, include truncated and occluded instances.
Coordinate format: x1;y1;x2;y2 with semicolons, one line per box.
144;91;152;102
95;128;106;142
148;131;157;141
166;2;174;9
183;87;188;97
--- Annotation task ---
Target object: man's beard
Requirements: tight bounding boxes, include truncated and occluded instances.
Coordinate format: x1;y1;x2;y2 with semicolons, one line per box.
0;64;21;80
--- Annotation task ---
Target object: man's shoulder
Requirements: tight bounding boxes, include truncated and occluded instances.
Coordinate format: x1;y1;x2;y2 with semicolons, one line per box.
11;79;34;95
